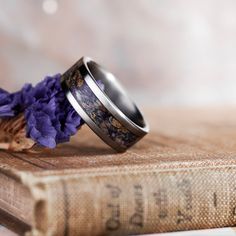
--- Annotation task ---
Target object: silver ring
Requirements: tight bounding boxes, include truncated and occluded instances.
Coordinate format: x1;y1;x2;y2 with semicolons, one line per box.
61;57;149;152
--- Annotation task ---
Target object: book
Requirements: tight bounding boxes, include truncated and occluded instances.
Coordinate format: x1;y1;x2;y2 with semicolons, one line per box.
3;226;236;236
0;225;18;236
1;107;236;236
1;226;236;236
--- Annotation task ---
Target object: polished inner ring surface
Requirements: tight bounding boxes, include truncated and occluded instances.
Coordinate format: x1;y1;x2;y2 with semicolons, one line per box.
61;57;149;152
86;61;146;129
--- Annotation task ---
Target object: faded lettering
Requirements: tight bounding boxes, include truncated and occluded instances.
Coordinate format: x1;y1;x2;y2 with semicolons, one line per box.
129;184;144;228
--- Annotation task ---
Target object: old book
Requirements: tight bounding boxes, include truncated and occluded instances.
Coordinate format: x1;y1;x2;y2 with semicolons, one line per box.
0;225;18;236
1;108;236;236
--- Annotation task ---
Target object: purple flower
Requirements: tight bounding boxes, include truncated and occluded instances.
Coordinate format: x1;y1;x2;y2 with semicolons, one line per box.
0;83;35;117
0;74;84;148
24;75;84;148
0;74;105;149
0;88;15;117
25;102;58;148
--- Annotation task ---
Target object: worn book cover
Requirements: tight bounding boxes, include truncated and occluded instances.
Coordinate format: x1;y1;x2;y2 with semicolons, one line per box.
0;108;236;236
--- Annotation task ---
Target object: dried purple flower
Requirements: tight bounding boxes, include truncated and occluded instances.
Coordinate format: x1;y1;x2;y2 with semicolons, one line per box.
0;75;84;149
0;74;105;150
24;75;84;148
0;88;15;117
25;101;58;148
0;83;35;118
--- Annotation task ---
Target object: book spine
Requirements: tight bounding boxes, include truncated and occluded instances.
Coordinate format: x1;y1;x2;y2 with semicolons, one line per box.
26;165;236;236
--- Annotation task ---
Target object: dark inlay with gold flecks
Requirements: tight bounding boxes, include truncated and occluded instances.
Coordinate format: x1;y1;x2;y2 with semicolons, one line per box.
62;66;140;149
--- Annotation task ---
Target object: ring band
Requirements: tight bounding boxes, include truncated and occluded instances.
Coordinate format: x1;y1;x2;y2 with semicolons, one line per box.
61;57;149;152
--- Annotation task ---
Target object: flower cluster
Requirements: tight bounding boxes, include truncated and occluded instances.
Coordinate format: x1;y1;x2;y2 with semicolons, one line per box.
0;75;84;148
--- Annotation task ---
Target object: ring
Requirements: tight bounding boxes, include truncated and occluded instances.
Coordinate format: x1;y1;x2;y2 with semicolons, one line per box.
61;57;149;152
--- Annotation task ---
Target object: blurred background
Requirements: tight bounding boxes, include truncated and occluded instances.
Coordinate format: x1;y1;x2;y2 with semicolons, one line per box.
0;0;236;107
